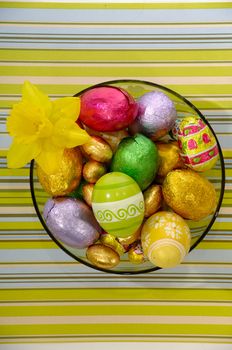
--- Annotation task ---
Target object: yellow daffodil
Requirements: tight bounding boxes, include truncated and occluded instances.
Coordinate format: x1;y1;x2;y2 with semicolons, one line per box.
7;81;90;174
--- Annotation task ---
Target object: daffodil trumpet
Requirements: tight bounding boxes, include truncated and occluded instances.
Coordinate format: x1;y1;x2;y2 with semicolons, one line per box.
7;81;90;175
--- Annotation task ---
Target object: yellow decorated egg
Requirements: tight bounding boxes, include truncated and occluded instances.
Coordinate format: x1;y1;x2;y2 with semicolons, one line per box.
141;211;191;268
92;172;144;238
177;116;219;172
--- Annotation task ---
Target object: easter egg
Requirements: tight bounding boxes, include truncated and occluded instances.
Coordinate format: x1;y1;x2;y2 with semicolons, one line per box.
43;198;101;249
100;232;125;256
37;148;82;197
177;116;219;172
83;160;107;183
92;172;145;238
129;91;177;140
80;136;113;163
128;242;145;264
143;184;163;218
86;244;120;269
141;211;191;268
162;169;217;221
79;86;138;132
111;134;159;190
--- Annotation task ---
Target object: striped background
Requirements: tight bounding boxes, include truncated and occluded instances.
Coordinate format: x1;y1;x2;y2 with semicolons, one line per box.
0;0;232;348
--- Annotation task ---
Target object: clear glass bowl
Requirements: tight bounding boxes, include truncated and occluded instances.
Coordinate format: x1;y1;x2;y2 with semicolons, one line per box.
30;79;225;275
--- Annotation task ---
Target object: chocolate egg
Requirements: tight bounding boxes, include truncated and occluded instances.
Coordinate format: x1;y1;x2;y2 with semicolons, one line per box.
81;136;113;163
129;91;177;140
118;226;142;249
128;242;145;264
156;141;185;179
82;183;94;206
84;127;129;153
79;86;138;132
141;211;191;268
162;169;217;221
43;197;101;249
177;116;219;172
111;134;159;190
92;172;144;238
100;232;125;256
143;184;163;218
37;148;82;197
83;160;107;183
86;244;120;269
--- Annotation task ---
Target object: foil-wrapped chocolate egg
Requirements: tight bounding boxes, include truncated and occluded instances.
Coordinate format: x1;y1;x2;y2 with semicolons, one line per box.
118;226;142;249
37;148;82;197
83;160;107;183
141;211;191;268
92;172;144;238
111;134;159;190
162;169;217;221
43;197;101;249
84;127;129;153
82;183;94;206
177;116;219;172
129;91;177;140
143;184;163;218
156;141;185;179
86;244;120;269
128;242;145;264
81;136;113;163
100;232;125;256
79;86;138;132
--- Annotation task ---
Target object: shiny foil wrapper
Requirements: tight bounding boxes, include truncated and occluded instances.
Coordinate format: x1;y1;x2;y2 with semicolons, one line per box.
83;160;107;183
162;169;217;221
156;141;185;179
81;135;113;163
118;226;142;249
86;244;120;269
37;148;82;197
100;233;125;256
128;242;145;264
82;183;94;207
144;184;163;218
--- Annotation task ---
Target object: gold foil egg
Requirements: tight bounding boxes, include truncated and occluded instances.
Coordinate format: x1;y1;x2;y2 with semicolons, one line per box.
141;211;191;268
177;116;219;172
37;148;82;197
84;127;129;153
82;183;94;206
100;233;125;256
156;141;185;178
83;160;107;183
81;135;113;163
162;169;217;221
143;184;163;218
86;244;120;269
128;242;145;264
118;226;142;249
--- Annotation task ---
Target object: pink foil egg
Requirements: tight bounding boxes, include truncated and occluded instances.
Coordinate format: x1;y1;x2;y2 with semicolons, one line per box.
79;86;138;132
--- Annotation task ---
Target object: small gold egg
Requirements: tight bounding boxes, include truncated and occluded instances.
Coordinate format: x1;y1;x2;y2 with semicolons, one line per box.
100;233;125;256
118;226;142;249
128;242;145;264
82;183;94;206
86;244;120;269
81;135;113;163
37;148;82;197
143;184;163;218
83;160;107;183
156;141;185;179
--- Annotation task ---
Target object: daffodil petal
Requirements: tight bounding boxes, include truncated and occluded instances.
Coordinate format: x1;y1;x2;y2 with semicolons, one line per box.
51;97;80;123
52;118;90;148
35;148;64;175
22;81;52;117
7;139;42;169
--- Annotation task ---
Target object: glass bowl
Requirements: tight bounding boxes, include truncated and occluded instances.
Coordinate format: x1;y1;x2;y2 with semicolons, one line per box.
30;79;225;275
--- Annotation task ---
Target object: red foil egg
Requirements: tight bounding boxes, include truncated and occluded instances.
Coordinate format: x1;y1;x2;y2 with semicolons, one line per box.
79;86;138;132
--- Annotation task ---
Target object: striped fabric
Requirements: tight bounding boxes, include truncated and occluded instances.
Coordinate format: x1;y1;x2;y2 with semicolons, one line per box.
0;1;232;348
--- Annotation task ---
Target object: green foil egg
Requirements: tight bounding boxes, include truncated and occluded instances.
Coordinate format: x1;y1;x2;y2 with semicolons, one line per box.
111;134;159;190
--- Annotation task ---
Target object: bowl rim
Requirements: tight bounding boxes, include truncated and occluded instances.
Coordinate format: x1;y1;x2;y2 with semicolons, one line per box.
30;78;226;275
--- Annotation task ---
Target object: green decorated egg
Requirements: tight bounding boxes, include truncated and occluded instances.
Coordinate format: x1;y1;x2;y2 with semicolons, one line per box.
92;172;144;238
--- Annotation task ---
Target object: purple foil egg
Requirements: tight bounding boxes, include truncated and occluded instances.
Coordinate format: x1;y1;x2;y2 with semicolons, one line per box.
43;197;101;249
129;91;177;140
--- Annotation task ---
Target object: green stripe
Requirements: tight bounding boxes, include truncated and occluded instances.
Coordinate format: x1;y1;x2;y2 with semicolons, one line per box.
1;66;231;77
1;49;231;62
0;2;232;10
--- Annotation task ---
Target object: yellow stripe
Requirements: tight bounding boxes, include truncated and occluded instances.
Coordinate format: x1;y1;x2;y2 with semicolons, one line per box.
1;49;231;62
0;241;56;249
0;2;232;10
1;304;232;317
0;288;231;301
